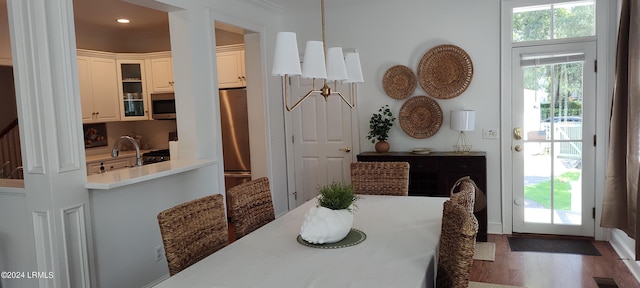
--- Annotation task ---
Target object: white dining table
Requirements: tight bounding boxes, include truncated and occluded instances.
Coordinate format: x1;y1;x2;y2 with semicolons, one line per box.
153;195;447;288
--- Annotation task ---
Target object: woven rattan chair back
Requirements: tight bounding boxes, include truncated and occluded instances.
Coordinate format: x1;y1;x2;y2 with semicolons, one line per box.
450;176;476;213
227;177;275;239
436;200;479;288
157;194;229;276
350;162;410;196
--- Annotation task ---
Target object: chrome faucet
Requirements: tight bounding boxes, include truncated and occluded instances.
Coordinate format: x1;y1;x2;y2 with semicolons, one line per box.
112;136;143;166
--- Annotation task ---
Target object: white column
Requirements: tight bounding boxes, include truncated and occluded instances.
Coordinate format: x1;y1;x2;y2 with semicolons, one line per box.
7;0;93;287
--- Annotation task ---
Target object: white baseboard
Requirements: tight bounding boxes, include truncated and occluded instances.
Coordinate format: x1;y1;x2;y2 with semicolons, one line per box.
143;274;170;288
609;228;640;284
488;222;504;235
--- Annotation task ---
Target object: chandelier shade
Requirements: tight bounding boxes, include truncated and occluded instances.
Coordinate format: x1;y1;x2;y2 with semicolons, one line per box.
344;52;364;83
302;41;327;79
272;32;301;76
325;47;349;81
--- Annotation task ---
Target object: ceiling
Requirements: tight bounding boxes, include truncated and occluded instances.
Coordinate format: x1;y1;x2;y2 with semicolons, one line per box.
2;0;302;36
0;0;170;34
73;0;170;36
0;0;249;54
71;0;247;39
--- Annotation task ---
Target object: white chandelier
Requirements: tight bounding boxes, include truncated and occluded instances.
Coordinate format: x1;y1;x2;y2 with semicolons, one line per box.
272;0;364;111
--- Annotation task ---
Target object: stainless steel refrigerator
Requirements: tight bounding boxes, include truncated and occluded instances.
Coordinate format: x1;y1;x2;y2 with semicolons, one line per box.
219;88;252;191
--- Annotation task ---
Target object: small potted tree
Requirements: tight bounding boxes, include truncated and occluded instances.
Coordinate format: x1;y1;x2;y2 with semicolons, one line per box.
300;182;359;244
367;104;396;153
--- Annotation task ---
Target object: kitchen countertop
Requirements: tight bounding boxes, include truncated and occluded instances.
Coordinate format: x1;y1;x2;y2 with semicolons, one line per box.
86;159;215;190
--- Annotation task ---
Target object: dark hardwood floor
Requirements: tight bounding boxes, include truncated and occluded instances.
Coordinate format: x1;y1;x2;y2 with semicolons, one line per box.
470;234;640;288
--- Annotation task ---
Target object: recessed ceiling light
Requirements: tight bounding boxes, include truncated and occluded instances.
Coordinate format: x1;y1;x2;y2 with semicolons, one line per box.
116;19;130;24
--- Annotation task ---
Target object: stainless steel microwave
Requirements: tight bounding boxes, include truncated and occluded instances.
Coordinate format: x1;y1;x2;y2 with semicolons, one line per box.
151;93;176;120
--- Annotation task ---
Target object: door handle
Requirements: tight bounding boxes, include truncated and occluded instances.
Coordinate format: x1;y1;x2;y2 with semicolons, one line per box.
513;127;522;140
338;147;351;153
514;145;522;152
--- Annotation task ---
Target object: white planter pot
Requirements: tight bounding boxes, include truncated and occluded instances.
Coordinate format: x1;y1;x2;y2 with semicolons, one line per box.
300;206;354;244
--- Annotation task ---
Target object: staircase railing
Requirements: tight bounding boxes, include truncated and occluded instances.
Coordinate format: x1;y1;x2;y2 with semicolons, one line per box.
0;118;23;179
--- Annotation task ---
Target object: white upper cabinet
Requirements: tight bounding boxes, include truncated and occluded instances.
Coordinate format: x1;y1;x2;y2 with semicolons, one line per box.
217;45;246;88
117;59;150;121
77;53;120;123
147;54;174;93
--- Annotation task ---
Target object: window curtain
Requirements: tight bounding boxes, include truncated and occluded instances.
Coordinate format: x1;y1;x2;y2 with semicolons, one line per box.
600;0;640;260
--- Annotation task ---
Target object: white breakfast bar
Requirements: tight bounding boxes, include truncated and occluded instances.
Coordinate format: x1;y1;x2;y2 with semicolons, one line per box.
153;195;447;288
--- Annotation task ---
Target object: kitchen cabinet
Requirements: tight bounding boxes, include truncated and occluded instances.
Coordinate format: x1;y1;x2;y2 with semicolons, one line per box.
86;157;135;175
147;55;174;93
217;45;246;88
356;151;488;242
117;59;150;121
77;54;120;123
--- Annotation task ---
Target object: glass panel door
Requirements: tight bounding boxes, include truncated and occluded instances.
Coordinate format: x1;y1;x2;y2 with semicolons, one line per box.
511;42;595;236
117;60;149;120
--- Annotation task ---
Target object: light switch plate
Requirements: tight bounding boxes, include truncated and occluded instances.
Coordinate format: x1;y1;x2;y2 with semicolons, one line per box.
482;129;499;139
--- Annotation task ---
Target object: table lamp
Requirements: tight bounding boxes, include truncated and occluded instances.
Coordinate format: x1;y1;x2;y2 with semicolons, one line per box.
450;110;476;153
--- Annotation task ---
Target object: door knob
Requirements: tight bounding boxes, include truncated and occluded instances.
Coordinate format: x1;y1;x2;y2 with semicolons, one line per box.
514;145;522;152
513;127;522;140
338;147;351;153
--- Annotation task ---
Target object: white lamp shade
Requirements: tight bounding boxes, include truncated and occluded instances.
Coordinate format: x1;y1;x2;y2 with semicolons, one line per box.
343;52;364;83
325;47;348;81
450;110;476;131
301;41;327;79
272;32;302;76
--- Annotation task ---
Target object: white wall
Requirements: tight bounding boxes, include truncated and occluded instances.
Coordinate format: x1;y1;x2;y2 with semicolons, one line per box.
280;0;503;231
0;191;37;288
89;166;220;287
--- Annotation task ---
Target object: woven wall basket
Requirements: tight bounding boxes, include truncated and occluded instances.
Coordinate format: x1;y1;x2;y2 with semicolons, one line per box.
382;65;417;99
399;96;443;139
417;44;473;99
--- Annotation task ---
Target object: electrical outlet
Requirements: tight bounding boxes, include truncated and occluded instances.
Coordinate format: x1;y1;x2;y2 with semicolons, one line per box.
154;245;163;262
482;129;499;139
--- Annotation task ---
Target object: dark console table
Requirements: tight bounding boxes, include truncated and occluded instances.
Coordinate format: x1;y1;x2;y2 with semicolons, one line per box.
357;151;487;242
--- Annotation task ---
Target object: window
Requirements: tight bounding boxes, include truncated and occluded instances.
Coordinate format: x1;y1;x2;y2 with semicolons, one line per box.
512;0;596;43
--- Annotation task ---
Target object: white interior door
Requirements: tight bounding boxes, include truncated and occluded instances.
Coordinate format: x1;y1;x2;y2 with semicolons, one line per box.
511;42;596;236
290;79;354;207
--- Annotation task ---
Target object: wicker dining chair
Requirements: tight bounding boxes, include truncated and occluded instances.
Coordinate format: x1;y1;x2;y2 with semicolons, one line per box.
436;200;479;288
350;161;410;196
157;194;229;276
227;177;275;239
450;176;477;213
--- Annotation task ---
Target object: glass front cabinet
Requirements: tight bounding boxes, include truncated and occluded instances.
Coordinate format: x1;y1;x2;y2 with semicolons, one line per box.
116;59;149;120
